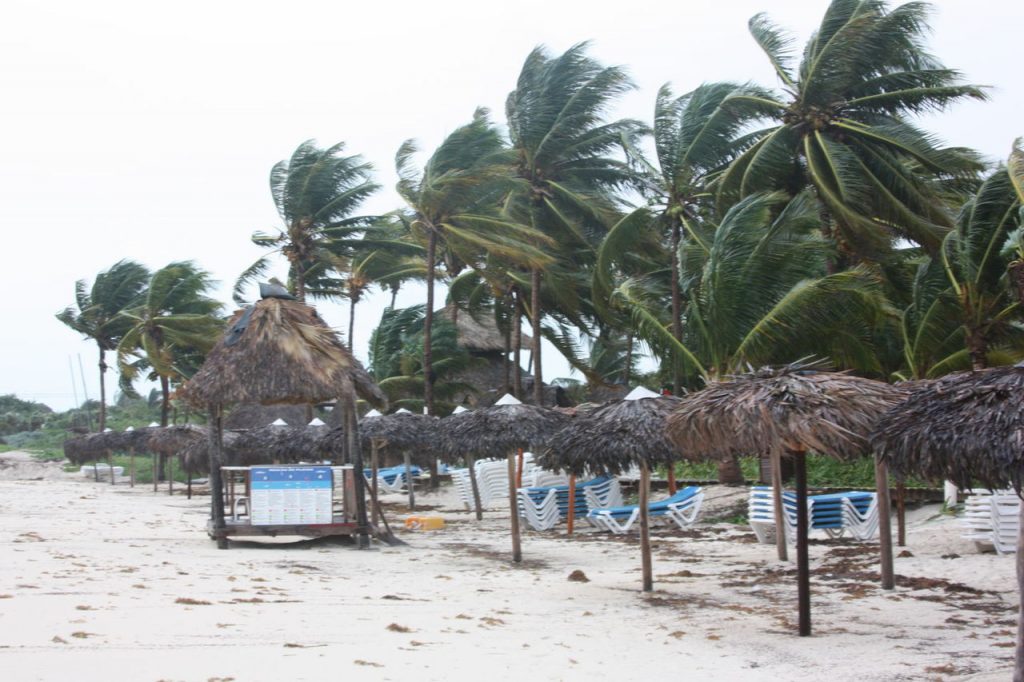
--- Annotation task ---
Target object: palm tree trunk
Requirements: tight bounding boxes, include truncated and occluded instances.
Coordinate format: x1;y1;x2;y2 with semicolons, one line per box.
348;292;357;352
97;344;107;432
967;328;987;371
531;268;543;407
502;299;512;395
624;330;634;385
159;374;170;481
294;267;306;302
513;288;523;399
671;221;682;396
716;454;744;485
424;230;437;415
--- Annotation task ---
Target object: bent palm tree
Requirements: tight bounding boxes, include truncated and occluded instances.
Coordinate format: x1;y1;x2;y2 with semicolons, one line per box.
235;140;380;302
506;42;644;405
118;262;223;427
396;108;550;415
56;260;150;430
721;0;986;259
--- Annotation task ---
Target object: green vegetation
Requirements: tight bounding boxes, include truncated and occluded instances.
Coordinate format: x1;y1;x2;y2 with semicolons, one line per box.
667;454;929;489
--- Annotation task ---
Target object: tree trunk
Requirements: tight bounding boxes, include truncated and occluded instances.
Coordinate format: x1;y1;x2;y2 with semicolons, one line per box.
208;405;228;549
1014;499;1024;682
531;268;543;407
348;293;357;352
294;265;306;302
771;449;788;562
158;375;170;481
967;327;988;371
424;230;436;416
513;289;523;399
389;287;398;309
670;221;682;396
345;393;370;548
502;299;512;395
716;454;744;485
97;345;107;432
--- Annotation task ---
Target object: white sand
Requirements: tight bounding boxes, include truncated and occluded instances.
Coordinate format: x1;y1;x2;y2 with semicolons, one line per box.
0;451;1015;681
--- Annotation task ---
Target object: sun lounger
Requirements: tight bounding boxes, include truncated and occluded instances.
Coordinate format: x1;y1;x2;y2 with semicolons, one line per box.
586;486;704;534
961;490;1019;554
516;476;623;531
748;487;878;543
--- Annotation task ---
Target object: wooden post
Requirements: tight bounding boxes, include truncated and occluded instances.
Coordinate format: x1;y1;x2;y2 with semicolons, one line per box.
152;452;158;493
507;451;522;563
345;394;370;549
1013;499;1024;682
794;448;811;636
516;448;524;488
640;460;653;592
896;481;906;547
771;449;789;562
207;405;228;549
93;459;100;483
404;451;415;511
129;448;135;488
186;465;192;500
467;453;483;521
370;440;380;527
566;474;576;535
168;455;174;496
667;465;677;495
874;457;895;590
107;450;114;485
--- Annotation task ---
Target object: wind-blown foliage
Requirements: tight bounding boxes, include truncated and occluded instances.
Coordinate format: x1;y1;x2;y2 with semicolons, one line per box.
721;0;987;258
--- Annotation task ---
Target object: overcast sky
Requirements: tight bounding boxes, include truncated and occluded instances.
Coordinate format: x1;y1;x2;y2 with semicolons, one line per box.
1;0;1019;411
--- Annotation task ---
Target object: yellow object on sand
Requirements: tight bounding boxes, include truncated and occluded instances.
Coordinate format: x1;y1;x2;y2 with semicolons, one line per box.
404;516;445;530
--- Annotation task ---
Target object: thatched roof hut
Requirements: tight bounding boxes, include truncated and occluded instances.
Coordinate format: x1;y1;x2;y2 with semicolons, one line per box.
539;392;682;476
666;364;905;461
181;297;386;410
179;293;386;548
439;399;570;460
872;365;1024;493
442;305;530;353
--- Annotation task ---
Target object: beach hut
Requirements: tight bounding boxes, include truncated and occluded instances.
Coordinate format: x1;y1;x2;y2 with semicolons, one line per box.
539;386;682;592
180;290;386;549
666;362;905;636
439;394;569;562
871;365;1024;681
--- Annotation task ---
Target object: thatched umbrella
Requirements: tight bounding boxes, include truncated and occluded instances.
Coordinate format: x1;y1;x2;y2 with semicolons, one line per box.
539;387;681;591
667;362;905;636
147;424;206;494
871;365;1024;681
231;418;329;466
180;291;386;548
351;409;439;512
440;394;570;562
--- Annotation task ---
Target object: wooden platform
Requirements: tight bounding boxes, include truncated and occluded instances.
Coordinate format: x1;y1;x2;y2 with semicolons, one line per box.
207;517;360;540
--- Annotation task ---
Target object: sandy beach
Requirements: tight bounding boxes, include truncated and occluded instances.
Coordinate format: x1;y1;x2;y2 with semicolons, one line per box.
0;450;1015;681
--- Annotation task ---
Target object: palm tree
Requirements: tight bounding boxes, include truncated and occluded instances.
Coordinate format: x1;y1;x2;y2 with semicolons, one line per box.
941;168;1023;369
235;140;380;303
505;42;645;405
117;261;223;427
616;81;776;393
720;0;987;260
56;260;150;431
396;108;550;415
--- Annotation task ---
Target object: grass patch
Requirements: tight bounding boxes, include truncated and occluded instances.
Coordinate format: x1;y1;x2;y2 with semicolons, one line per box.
665;455;930;489
63;454;193;484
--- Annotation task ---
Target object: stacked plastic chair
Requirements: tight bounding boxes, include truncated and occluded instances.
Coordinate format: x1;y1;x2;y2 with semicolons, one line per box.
961;490;1020;554
748;487;878;543
451;454;536;511
363;464;422;494
517;476;623;531
587;485;704;534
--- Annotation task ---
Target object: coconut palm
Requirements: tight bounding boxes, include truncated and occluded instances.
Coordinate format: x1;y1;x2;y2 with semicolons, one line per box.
619;82;782;392
56;260;150;431
235;140;380;303
940;168;1023;369
505;42;645;405
720;0;987;259
396;108;551;415
117;261;223;427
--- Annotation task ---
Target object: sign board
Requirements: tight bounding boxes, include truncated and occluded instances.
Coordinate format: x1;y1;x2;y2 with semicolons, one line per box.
250;466;333;526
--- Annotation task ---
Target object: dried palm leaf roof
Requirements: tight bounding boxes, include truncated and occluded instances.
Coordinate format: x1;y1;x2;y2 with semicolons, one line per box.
538;395;683;476
233;423;329;464
63;436;92;464
181;297;387;409
872;365;1024;493
442;305;530;353
180;430;243;472
147;424;207;455
667;363;906;461
322;412;440;457
439;402;571;460
225;404;313;430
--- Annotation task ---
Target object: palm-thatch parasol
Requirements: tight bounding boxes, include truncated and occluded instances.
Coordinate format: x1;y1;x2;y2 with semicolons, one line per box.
356;409;438;512
539;386;680;591
871;365;1024;681
666;362;905;636
147;424;206;494
439;394;570;562
181;291;387;548
232;419;329;466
